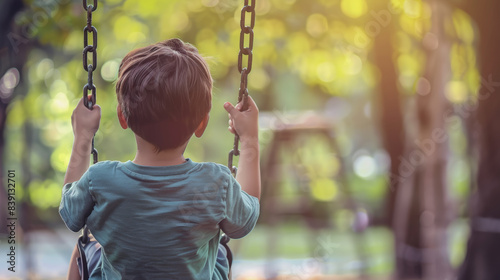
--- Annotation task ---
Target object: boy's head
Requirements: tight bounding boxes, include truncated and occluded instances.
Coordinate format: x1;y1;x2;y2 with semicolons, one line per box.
116;38;212;151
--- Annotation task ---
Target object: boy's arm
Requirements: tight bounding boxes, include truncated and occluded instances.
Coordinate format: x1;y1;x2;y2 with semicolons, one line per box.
64;98;101;185
235;137;260;200
224;96;261;200
64;134;92;185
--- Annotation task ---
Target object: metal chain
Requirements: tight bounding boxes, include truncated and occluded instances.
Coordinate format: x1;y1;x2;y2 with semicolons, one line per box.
82;0;98;165
80;0;98;246
228;0;256;175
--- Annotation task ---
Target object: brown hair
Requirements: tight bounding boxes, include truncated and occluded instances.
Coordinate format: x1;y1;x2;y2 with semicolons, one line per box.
116;38;212;151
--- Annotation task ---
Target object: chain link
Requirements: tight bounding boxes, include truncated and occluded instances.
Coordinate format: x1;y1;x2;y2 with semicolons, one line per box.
82;0;98;165
82;0;97;11
228;0;256;175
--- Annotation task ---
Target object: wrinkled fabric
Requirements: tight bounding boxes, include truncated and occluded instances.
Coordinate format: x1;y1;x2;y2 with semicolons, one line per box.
60;159;259;280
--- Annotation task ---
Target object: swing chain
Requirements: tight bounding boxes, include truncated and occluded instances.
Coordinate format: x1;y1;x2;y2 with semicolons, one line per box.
82;0;98;165
228;0;256;175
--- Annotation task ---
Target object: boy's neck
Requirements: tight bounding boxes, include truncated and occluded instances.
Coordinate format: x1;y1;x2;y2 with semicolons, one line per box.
132;135;188;167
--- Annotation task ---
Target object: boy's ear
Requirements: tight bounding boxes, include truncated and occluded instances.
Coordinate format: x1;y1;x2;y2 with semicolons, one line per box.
117;105;128;129
194;113;209;138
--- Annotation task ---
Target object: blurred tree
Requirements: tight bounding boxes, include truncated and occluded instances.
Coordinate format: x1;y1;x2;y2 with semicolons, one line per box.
459;0;500;279
371;0;405;228
0;0;27;235
371;0;455;278
396;1;453;278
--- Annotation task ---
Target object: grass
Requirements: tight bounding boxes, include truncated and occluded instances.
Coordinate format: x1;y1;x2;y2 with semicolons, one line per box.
231;221;394;276
230;219;469;277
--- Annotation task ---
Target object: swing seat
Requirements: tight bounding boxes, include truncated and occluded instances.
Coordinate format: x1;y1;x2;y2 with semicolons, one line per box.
77;232;102;280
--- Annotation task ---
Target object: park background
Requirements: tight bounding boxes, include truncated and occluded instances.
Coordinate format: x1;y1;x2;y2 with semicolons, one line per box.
1;0;500;279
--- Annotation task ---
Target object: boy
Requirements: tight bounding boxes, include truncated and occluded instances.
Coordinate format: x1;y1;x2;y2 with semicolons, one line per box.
59;38;261;279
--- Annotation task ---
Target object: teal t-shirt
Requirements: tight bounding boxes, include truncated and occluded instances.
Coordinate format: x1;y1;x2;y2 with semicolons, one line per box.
59;159;259;279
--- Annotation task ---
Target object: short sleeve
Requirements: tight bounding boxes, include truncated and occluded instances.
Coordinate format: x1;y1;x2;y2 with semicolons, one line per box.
220;175;260;239
59;170;95;232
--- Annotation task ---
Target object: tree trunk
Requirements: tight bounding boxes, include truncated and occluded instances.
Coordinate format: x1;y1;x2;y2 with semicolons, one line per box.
391;1;453;279
415;2;452;279
372;0;406;228
0;0;26;235
458;0;500;279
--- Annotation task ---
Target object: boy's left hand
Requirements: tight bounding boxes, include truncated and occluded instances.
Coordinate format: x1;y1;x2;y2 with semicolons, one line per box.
72;98;101;141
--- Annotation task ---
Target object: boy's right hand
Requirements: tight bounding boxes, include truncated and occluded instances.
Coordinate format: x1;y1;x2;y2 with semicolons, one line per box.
224;96;259;141
71;98;101;141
